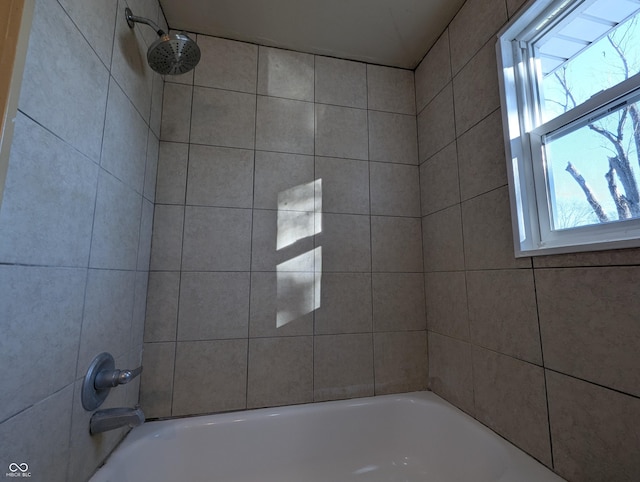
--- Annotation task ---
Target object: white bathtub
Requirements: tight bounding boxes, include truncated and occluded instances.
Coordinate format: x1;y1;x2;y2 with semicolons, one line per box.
89;392;564;482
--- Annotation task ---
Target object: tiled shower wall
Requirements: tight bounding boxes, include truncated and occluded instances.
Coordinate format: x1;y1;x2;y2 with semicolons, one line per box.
141;35;428;417
417;0;640;480
0;0;164;480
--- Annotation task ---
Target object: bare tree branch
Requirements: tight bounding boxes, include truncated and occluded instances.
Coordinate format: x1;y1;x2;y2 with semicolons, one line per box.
605;165;632;219
565;162;610;223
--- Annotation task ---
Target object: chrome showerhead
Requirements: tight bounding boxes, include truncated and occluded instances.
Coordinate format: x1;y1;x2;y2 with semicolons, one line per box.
125;7;201;75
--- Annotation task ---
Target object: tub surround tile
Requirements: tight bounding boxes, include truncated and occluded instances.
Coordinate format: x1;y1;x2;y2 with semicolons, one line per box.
182;206;252;271
422;205;465;272
249;272;315;337
452;40;501;136
507;0;528;17
19;0;109;162
315;56;367;108
191;87;256;149
420;142;460;216
532;247;640;268
156;142;188;204
428;333;474;415
374;332;428;395
0;114;98;267
195;36;258;93
415;30;451;114
417;83;455;162
186;145;254;208
0;266;85;423
258;46;314;101
370;162;420;217
178;272;250;341
256;96;314;154
140;342;175;418
144;271;180;342
160;82;192;142
247;337;313;408
314;273;373;334
536;267;640;397
316;213;371;272
371;216;423;272
425;271;470;341
149;204;184;271
253;152;315;210
366;65;416;115
467;269;542;365
143;132;160;203
372;273;426;332
314;334;374;401
315;104;368;160
150;71;165;138
472;347;552;467
131;272;149;347
449;0;507;75
457;109;507;201
546;370;640;482
461;186;531;270
368;111;419;165
136;198;154;271
315;157;370;215
173;340;248;416
0;385;73;482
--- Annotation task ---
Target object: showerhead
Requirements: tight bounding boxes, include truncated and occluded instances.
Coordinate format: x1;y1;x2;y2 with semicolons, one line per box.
125;8;201;75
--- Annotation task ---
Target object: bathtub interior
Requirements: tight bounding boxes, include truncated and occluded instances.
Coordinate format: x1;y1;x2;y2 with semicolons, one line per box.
90;392;564;482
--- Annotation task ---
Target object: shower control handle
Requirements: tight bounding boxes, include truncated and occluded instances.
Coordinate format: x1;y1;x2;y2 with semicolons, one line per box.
94;365;143;390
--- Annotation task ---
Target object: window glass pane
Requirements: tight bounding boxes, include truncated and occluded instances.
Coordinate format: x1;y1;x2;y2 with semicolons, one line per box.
536;1;640;124
544;98;640;230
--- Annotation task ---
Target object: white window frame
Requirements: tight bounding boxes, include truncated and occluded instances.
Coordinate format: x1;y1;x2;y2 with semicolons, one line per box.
496;0;640;257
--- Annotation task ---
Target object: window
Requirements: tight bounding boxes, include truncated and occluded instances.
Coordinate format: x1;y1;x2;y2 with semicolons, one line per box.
497;0;640;256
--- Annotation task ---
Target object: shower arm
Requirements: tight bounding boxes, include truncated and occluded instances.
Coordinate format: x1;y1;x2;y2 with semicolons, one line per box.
125;8;166;36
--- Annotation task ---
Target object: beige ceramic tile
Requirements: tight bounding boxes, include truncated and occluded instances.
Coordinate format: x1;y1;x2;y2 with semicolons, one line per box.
155;142;188;204
0;385;73;482
420;142;460;216
149;204;184;271
424;271;470;340
0;266;85;422
367;65;416;115
374;332;428;394
368;111;419;165
182;206;252;271
173;340;248;415
536;267;640;397
449;0;507;74
314;334;374;401
144;271;180;342
457;109;508;201
472;346;552;466
370;162;421;217
258;46;314;101
186;145;254;208
140;342;175;418
428;332;474;415
315;104;368;160
131;271;149;347
422;205;465;272
191;87;256;149
532;247;640;268
315;56;367;108
507;0;528;17
461;186;532;270
247;337;313;408
195;36;258;93
177;272;250;340
253;151;314;210
467;269;542;364
315;156;370;214
314;273;373;334
256;96;314;154
415;30;451;114
160;82;192;142
316;213;371;272
417;83;455;162
453;40;501;136
143;131;159;203
547;370;640;482
372;273;426;332
371;216;423;272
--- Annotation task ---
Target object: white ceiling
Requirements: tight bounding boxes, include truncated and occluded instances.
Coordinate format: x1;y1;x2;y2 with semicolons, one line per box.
159;0;466;69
